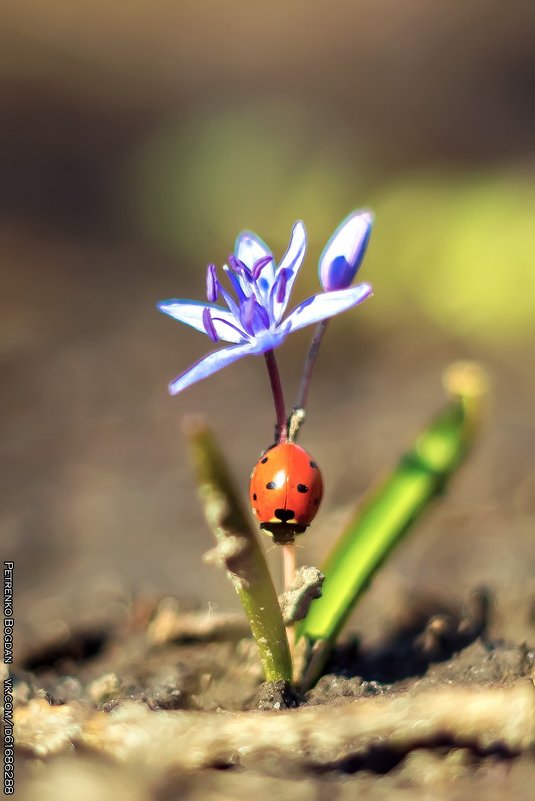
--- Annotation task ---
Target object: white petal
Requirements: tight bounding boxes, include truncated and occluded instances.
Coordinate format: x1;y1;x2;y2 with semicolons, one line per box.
234;231;276;306
235;230;273;271
169;342;256;395
157;300;246;344
272;221;307;322
283;283;372;334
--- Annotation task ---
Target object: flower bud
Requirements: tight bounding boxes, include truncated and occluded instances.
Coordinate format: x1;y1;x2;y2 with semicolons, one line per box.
318;210;373;291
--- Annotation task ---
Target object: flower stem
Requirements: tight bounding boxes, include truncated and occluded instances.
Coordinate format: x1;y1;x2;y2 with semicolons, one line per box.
282;542;297;661
264;349;287;442
295;320;329;411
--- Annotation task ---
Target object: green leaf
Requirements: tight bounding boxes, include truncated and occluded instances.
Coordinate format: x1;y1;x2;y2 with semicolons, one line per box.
185;417;292;683
298;362;489;688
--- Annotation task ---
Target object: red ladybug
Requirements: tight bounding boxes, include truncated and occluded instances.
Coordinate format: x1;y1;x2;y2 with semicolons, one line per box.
249;442;323;543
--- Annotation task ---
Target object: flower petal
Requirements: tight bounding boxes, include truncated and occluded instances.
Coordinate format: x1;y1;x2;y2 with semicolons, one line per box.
283;283;372;334
272;221;307;322
319;210;373;291
235;230;273;272
168;342;256;395
157;299;247;344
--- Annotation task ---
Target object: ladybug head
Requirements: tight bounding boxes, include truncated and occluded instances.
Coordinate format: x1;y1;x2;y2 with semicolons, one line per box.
260;520;308;544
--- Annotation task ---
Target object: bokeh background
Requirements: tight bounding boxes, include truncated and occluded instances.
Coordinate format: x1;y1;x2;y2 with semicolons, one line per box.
3;1;535;650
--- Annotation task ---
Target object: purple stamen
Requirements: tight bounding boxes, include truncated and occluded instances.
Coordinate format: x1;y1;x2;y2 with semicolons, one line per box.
229;254;252;281
206;263;218;302
252;255;273;281
202;307;219;343
275;268;289;304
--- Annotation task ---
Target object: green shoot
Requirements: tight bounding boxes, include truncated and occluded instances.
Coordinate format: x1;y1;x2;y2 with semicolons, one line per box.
184;416;292;683
297;362;489;689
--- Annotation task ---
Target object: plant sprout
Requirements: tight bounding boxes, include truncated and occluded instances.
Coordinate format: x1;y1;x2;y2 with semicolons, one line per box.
157;212;487;690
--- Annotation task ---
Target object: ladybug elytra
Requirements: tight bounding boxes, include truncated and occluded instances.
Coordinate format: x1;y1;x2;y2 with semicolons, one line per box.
249;442;323;544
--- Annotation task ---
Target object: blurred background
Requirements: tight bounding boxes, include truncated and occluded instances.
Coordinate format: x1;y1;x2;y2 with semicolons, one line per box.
3;0;535;651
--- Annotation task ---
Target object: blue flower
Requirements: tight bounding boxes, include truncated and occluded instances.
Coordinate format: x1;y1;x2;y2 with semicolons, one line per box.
319;210;373;291
158;221;371;395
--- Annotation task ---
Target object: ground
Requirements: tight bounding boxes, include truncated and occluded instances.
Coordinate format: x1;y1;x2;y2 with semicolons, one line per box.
12;579;535;801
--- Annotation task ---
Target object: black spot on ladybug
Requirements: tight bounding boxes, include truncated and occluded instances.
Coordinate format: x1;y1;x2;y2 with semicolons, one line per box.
274;508;295;522
297;484;308;493
261;457;268;464
266;481;276;490
310;461;317;468
253;493;257;500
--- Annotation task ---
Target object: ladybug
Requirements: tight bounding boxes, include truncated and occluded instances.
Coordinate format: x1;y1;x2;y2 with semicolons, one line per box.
249;442;324;543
